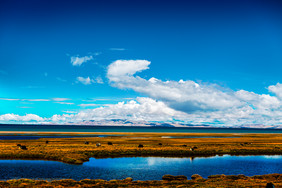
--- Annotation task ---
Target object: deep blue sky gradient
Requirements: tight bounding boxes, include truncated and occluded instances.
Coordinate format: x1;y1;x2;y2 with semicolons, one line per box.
0;0;282;118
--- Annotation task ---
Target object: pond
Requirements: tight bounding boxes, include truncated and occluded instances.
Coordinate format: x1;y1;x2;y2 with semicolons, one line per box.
0;155;281;181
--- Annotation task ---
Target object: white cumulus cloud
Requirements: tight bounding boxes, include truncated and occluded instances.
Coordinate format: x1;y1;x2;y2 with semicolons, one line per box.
268;83;282;99
0;114;44;122
105;59;282;127
107;60;150;80
51;97;186;123
107;60;241;112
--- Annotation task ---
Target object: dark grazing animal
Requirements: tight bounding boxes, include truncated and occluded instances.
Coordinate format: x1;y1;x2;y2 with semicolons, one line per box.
138;144;143;148
266;182;275;188
107;142;113;145
96;143;101;147
45;140;49;144
19;145;27;150
85;141;89;145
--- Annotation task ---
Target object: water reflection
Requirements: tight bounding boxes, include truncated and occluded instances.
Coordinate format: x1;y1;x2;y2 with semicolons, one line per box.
161;136;240;138
0;155;281;181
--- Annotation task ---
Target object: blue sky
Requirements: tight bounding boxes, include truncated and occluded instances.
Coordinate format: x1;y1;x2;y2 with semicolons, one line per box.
1;0;282;127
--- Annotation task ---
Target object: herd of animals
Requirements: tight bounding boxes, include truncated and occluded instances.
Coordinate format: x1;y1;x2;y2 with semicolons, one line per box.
16;141;199;151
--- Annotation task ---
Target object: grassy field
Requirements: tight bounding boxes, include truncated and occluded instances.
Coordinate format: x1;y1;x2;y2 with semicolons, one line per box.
0;132;281;164
0;174;281;187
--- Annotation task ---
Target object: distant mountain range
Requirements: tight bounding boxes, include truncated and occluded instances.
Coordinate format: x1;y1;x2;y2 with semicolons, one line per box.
1;119;281;129
58;119;282;129
62;119;210;128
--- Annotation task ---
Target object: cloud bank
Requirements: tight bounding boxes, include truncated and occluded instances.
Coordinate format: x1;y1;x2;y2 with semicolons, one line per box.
0;97;187;124
0;114;44;122
105;59;282;127
50;97;186;123
1;59;282;128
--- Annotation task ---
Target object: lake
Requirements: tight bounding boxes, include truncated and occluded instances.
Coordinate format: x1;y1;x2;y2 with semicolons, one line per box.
0;134;120;140
0;155;281;181
0;124;282;133
0;135;238;140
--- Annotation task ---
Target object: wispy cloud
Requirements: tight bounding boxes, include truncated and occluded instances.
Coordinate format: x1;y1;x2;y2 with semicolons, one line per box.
62;110;78;114
52;98;71;101
55;102;74;105
20;86;45;89
88;52;101;56
18;106;33;109
20;102;33;105
56;77;67;82
70;55;93;66
76;76;104;85
78;103;99;107
0;98;20;101
109;48;126;51
123;98;135;100
25;99;50;102
76;76;92;85
82;98;131;102
94;76;104;84
0;98;72;102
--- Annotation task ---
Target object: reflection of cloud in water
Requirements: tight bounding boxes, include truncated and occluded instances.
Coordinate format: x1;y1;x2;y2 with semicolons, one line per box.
161;136;171;138
146;157;188;166
262;155;281;159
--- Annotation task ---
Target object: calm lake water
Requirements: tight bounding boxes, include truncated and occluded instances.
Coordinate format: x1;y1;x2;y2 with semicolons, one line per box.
161;136;240;138
0;135;119;140
0;124;282;133
0;135;238;140
0;155;281;181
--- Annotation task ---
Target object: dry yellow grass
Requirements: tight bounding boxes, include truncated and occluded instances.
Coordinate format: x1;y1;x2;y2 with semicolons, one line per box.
0;132;281;164
0;174;281;187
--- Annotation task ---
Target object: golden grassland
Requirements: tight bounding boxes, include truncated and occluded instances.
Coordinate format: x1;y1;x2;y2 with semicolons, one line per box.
0;132;281;164
0;174;281;188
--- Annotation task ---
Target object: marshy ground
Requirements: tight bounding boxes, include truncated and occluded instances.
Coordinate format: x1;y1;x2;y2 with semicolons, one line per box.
0;132;281;164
